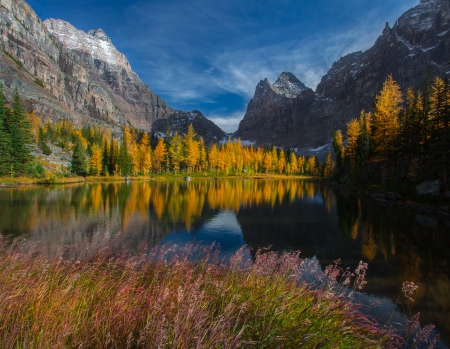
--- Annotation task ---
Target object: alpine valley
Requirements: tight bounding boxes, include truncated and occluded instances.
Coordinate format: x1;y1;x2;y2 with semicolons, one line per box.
236;0;450;157
0;0;226;144
0;0;449;151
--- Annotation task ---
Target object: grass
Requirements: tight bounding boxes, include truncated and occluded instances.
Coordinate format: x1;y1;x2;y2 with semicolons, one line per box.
0;238;401;349
0;173;314;186
0;176;85;186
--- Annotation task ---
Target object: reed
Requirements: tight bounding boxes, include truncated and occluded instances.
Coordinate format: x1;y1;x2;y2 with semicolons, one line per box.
0;238;400;349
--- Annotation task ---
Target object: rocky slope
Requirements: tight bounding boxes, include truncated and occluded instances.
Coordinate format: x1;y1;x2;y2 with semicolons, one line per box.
236;0;450;156
43;19;173;130
235;72;335;153
0;0;225;139
151;110;227;144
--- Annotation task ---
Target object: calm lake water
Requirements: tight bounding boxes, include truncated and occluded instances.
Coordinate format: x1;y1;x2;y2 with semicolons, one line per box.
1;179;449;346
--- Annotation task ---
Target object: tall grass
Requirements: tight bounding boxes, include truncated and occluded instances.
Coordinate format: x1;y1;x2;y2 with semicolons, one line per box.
0;237;400;348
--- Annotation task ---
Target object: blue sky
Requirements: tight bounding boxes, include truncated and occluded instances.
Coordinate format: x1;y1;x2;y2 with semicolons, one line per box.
29;0;418;133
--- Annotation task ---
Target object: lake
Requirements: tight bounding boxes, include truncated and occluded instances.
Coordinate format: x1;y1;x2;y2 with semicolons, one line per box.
0;179;449;346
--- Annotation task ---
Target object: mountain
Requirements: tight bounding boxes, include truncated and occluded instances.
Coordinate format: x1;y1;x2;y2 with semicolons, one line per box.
151;110;226;144
235;72;334;154
0;0;225;140
236;0;450;156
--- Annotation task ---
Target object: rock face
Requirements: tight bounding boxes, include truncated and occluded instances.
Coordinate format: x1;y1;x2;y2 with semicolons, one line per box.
236;0;450;154
235;72;335;152
44;19;173;131
151;110;227;144
0;0;225;140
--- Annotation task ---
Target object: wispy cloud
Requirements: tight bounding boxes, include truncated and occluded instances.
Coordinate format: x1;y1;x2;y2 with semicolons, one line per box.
207;110;247;134
111;0;419;118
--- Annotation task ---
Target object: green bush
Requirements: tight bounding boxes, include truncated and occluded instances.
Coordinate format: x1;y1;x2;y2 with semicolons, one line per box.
25;162;45;178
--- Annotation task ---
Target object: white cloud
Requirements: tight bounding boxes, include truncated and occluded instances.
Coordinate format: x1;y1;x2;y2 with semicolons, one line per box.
115;0;419;119
207;110;246;134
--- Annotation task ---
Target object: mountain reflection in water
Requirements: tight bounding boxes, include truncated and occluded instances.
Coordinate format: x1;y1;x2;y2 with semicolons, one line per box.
0;179;449;345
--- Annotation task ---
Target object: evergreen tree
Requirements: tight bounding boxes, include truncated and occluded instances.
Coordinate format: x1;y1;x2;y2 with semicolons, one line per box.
71;139;88;176
5;89;33;175
0;85;12;176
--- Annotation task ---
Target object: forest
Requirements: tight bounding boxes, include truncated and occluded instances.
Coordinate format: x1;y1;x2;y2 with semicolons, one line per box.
333;75;450;189
2;73;449;185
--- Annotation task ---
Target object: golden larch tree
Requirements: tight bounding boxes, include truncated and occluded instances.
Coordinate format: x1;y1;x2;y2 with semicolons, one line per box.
139;133;152;174
153;138;167;173
346;118;361;173
169;132;184;173
89;144;103;175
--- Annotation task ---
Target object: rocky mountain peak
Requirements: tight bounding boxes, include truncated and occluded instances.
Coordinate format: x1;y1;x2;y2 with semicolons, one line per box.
44;19;131;72
273;72;309;98
275;72;301;84
252;78;275;100
382;22;392;36
87;29;112;43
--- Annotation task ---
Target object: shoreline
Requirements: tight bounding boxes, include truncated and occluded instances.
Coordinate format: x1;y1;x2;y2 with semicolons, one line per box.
318;180;450;219
0;174;315;187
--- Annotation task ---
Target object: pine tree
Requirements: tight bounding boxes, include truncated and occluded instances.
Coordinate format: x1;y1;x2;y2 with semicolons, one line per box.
71;139;88;176
6;89;33;175
0;85;12;176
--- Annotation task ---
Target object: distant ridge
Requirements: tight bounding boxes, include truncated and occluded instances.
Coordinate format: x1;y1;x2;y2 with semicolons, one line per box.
236;0;450;156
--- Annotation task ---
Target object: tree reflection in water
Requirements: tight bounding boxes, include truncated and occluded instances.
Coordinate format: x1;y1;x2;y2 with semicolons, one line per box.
0;179;449;344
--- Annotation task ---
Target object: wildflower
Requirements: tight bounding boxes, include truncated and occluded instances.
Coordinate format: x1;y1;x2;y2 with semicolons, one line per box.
402;281;418;301
354;261;368;290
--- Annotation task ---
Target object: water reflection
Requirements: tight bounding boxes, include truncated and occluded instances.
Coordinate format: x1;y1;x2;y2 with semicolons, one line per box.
0;179;449;345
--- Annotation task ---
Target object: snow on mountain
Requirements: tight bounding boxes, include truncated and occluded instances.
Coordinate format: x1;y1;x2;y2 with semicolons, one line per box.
44;19;132;73
273;72;308;98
